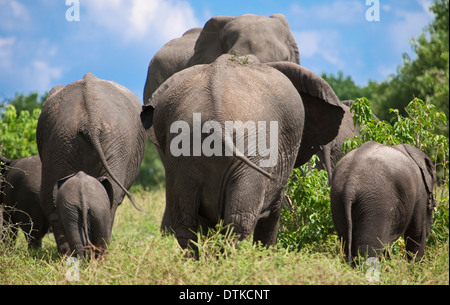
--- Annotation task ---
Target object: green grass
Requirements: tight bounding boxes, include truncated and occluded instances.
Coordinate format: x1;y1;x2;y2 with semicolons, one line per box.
1;187;448;285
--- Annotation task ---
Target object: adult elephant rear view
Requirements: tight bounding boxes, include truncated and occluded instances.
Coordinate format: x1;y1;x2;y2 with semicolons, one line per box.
143;14;300;103
141;55;343;251
37;73;147;255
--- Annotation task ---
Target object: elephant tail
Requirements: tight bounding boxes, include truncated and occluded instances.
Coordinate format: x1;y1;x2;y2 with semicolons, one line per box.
222;131;278;183
344;190;354;263
80;189;90;256
87;133;142;212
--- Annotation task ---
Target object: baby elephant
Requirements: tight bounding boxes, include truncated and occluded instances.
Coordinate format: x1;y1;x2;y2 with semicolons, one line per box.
54;171;114;259
1;155;49;249
331;141;436;262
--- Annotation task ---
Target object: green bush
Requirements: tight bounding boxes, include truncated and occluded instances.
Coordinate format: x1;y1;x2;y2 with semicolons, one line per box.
280;97;449;252
0;105;41;159
279;156;335;251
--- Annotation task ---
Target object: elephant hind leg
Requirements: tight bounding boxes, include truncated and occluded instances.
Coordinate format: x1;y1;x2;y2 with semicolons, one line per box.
253;206;281;247
253;191;284;247
165;175;201;251
404;217;427;261
223;172;267;243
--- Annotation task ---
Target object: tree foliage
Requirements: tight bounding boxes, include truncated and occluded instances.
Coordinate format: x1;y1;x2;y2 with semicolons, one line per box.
320;71;365;101
0;105;41;159
322;0;449;135
344;97;448;186
279;156;334;250
282;97;449;251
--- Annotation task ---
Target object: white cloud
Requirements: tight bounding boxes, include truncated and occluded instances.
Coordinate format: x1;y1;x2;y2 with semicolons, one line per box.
289;0;365;26
0;37;63;95
25;60;63;92
84;0;200;45
387;1;434;54
294;30;344;68
0;37;16;69
0;0;30;30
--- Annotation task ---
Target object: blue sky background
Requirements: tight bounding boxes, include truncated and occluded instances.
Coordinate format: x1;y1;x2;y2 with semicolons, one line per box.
0;0;434;104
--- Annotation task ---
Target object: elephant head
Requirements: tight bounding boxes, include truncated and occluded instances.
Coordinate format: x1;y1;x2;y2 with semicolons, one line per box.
54;172;114;259
189;14;299;66
144;14;300;103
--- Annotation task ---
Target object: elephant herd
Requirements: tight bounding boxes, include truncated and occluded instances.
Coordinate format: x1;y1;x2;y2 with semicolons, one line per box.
0;14;436;263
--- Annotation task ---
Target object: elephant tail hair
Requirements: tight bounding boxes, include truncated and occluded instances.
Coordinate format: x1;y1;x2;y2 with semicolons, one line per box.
88;133;142;212
80;189;90;254
344;190;353;263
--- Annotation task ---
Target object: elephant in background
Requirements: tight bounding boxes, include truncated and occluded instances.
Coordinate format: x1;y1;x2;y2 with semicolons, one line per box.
37;73;147;256
0;155;49;249
141;54;344;251
316;100;358;183
316;100;380;184
54;172;113;259
144;13;300;103
331;141;436;262
144;27;202;102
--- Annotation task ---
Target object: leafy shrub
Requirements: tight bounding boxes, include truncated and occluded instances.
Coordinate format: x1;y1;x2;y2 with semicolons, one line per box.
280;97;448;252
0;105;41;159
279;156;335;251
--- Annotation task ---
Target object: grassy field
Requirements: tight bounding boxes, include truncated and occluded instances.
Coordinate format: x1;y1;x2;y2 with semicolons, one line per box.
0;187;448;285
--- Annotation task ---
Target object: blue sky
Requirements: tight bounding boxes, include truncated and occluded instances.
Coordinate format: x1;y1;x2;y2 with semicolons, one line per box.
0;0;434;104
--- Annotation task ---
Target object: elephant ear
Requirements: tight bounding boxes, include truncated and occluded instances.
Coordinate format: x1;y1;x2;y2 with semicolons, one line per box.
401;144;436;208
141;104;159;149
189;16;234;65
97;176;114;208
266;62;344;167
53;173;76;205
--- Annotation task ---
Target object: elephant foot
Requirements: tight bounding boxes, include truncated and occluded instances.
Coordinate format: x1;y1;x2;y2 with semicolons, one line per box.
57;241;71;256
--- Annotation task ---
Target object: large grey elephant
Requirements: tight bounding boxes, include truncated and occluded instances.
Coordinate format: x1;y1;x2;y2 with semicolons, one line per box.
143;13;300;103
0;155;49;249
141;54;344;251
331;141;436;262
54;172;113;259
37;73;147;256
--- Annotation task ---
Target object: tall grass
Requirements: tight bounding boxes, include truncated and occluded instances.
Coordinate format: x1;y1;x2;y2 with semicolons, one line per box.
0;187;448;285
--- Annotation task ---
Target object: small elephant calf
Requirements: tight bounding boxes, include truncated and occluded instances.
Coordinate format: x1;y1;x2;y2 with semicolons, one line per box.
331;141;436;262
54;171;114;259
1;155;49;249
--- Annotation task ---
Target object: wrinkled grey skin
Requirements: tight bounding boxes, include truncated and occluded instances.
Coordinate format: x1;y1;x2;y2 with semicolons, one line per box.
143;14;300;103
316;100;380;184
37;73;147;255
0;155;49;249
54;172;113;259
144;28;202;103
141;55;344;250
316;100;358;183
331;141;436;262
